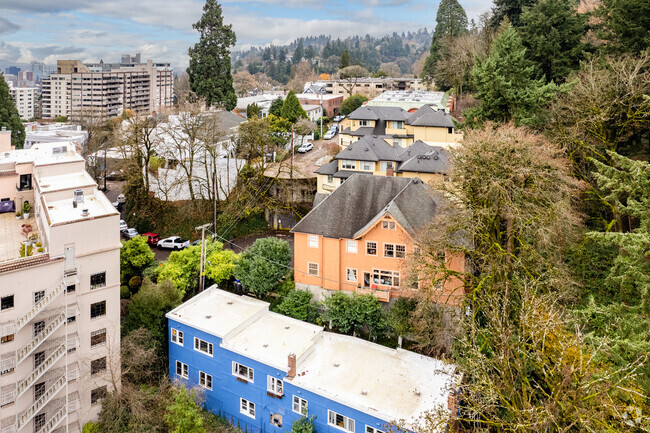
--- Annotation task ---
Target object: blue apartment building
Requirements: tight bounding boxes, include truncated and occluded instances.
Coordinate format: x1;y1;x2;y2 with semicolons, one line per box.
167;287;457;433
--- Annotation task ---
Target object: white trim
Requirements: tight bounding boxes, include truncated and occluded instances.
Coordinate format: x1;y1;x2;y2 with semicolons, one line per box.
293;395;308;416
366;426;384;433
240;398;256;419
346;240;357;254
232;361;254;382
171;328;184;346
346;268;358;282
308;234;319;248
308;262;319;276
328;410;355;433
193;337;213;357
175;360;188;379
267;376;284;396
199;370;213;390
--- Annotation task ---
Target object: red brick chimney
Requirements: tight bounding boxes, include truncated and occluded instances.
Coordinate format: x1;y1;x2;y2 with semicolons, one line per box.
448;391;458;432
287;353;296;378
386;163;394;177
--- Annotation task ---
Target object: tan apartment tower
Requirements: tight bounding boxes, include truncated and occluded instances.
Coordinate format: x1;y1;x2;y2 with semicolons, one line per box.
0;128;121;433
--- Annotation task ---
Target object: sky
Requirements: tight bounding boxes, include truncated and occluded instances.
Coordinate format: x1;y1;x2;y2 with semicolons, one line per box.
0;0;491;72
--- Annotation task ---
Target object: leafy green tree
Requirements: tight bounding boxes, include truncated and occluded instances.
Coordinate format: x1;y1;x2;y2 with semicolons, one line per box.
246;103;260;119
187;0;237;110
281;90;307;123
340;94;369;116
269;97;284;117
275;290;319;323
598;0;650;54
387;297;415;346
340;50;350;68
465;19;561;126
290;416;316;433
122;279;183;346
0;75;25;148
204;247;238;284
519;0;589;83
338;65;370;96
490;0;535;28
421;0;468;82
158;245;202;296
165;386;206;433
323;292;387;338
234;237;291;298
120;236;155;287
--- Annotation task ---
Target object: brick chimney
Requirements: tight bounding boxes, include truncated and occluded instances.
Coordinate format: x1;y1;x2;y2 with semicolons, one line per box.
0;127;11;153
287;353;296;378
386;162;394;177
447;390;459;432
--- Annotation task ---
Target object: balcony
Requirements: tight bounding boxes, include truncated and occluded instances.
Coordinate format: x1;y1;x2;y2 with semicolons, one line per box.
16;373;65;430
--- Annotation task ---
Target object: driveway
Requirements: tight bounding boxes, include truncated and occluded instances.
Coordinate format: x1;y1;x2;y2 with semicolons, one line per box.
265;135;339;179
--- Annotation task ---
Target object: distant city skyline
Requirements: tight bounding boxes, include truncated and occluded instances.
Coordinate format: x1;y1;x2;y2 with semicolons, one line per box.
0;0;491;71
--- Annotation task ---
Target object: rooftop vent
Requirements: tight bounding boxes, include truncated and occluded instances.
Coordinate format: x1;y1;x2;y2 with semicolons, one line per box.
284;326;290;330
414;389;421;396
263;344;268;348
81;208;89;217
333;363;340;367
205;315;212;319
361;390;368;396
227;301;233;305
74;189;84;204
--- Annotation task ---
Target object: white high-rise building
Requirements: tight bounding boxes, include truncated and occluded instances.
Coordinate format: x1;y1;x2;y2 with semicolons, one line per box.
0;128;121;433
6;81;37;120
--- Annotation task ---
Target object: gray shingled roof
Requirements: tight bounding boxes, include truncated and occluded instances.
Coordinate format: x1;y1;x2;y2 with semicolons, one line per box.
348;106;408;122
216;111;247;130
397;146;452;175
292;174;439;239
314;160;338;175
335;135;401;162
406;105;455;128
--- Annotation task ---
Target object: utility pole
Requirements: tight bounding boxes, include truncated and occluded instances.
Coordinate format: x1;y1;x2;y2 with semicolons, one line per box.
195;223;212;292
290;124;294;181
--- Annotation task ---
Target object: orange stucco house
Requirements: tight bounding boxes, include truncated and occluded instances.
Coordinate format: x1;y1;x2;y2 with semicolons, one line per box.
291;174;465;304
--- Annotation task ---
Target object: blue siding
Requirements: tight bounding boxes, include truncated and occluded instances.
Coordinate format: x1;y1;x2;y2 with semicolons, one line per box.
168;319;395;433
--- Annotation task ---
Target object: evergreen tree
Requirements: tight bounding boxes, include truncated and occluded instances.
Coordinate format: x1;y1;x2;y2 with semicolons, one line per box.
519;0;589;82
187;0;237;110
490;0;535;28
0;75;25;148
269;97;284;117
280;90;307;123
598;0;650;54
421;0;468;82
465;19;561;126
304;45;317;61
292;39;304;64
340;50;350;68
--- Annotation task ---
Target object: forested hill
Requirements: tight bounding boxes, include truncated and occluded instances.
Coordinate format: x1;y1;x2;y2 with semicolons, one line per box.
232;30;433;84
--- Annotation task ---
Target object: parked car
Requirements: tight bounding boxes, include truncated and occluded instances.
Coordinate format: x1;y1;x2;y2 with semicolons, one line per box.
119;219;127;231
157;236;190;250
121;228;139;240
297;142;314;153
334;115;345;122
323;130;336;140
142;232;161;245
330;122;339;130
117;194;126;204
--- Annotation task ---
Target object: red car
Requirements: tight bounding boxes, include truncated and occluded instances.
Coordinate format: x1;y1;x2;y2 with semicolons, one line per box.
142;232;161;245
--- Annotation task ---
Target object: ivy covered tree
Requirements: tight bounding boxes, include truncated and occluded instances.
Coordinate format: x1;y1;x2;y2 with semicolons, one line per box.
465;19;561;126
519;0;589;83
187;0;237;110
0;75;25;148
421;0;468;82
280;90;307;123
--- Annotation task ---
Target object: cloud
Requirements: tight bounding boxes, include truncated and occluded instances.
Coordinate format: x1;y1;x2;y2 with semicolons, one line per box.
0;17;21;35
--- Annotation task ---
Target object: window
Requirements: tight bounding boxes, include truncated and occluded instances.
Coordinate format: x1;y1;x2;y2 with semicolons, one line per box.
199;371;213;390
1;334;14;344
1;295;13;310
346;240;357;253
366;242;377;256
176;361;188;378
366;426;384;433
328;410;355;433
91;386;107;405
359;120;368;126
90;272;106;290
308;262;319;276
66;285;76;293
67;315;76;324
34;382;46;401
90;301;106;319
361;161;372;171
91;357;107;375
384;244;394;258
19;174;32;191
34;414;45;431
393;138;401;147
34;291;45;304
363;272;371;288
171;328;184;346
396;245;406;258
381;221;396;230
308;235;319;248
91;329;106;347
346;268;357;282
34;351;45;369
372;269;400;287
232;362;254;382
194;338;213;356
267;376;283;396
33;321;45;337
240;398;255;418
341;160;356;170
293;396;308;416
327;175;334;183
380;162;393;173
270;413;283;428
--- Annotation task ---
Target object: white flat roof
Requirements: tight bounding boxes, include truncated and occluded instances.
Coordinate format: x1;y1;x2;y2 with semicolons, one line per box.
38;171;96;194
44;191;118;226
291;333;457;430
222;311;322;370
166;288;268;339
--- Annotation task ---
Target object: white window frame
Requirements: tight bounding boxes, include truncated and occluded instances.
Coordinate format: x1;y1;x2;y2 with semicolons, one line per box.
328;410;355;433
346;240;357;254
171;328;184;346
366;426;384;433
361;161;372;171
293;395;308;416
359;120;368;127
395;244;406;258
346;268;357;282
384;243;395;258
267;376;284;396
193;337;213;357
232;361;254;382
366;241;377;256
308;235;319;248
199;371;213;390
308;262;319;276
240;398;256;418
341;160;356;170
176;361;188;379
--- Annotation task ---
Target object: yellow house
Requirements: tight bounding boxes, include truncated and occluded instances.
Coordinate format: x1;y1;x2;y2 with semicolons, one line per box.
315;135;451;195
